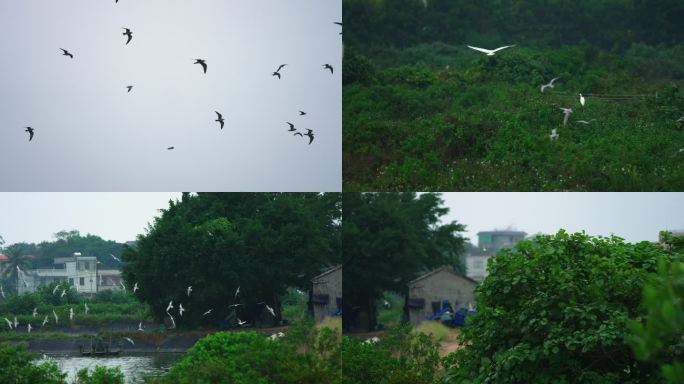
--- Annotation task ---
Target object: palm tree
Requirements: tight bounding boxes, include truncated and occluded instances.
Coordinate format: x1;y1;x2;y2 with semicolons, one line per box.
0;244;33;294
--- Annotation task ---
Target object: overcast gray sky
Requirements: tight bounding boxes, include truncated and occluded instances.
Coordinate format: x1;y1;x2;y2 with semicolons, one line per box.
0;0;341;191
439;193;684;244
0;193;181;244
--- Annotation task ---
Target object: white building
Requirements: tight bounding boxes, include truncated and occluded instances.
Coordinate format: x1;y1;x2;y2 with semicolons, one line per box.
19;253;119;296
465;230;526;282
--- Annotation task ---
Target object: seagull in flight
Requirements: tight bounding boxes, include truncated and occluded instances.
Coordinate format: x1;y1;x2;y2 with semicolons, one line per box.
110;254;121;262
69;308;74;321
84;303;89;315
60;48;74;59
334;22;342;35
61;289;67;298
25;127;35;142
287;122;296;132
294;132;303;137
304;129;314;145
33;308;38;317
179;303;185;316
137;322;144;331
124;337;135;345
186;286;192;296
122;28;133;45
53;310;59;324
266;305;276;317
215;111;225;129
575;119;596;125
27;323;32;333
13;317;18;329
202;309;213;317
299;111;307;116
126;86;134;93
540;77;560;93
42;315;49;327
133;283;139;293
237;318;247;326
4;318;12;330
194;59;208;74
234;286;240;300
272;64;287;79
549;128;559;141
466;45;515;56
53;285;61;295
560;108;573;125
228;303;243;309
323;64;334;74
166;301;174;312
167;313;176;329
167;147;175;150
0;285;5;299
579;93;585;107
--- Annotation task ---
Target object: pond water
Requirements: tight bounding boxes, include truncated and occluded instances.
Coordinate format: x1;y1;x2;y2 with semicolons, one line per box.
36;352;184;383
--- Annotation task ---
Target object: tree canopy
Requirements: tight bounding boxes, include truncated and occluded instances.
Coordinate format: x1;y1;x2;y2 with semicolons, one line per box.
121;193;341;327
342;192;466;331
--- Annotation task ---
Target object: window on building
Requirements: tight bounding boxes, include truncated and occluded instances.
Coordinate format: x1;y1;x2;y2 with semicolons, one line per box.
80;277;84;286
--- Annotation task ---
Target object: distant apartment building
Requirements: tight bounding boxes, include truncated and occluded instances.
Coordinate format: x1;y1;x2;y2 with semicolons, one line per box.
465;230;526;282
18;253;122;296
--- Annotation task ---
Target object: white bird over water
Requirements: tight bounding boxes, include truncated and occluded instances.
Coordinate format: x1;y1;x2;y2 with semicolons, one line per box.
579;93;585;107
166;301;174;312
4;317;12;329
550;128;559;141
560;108;573;125
266;305;276;317
138;322;144;331
466;44;515;56
32;308;38;317
42;315;49;327
186;286;192;297
540;77;560;93
179;303;185;316
53;310;58;324
202;309;213;317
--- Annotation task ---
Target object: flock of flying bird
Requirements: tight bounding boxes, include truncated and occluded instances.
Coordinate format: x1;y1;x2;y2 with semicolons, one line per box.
2;257;287;346
22;2;343;151
466;44;684;145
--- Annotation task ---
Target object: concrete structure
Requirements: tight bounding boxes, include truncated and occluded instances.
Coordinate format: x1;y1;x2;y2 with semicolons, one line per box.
465;230;526;282
311;265;342;323
659;230;684;251
407;266;477;326
18;253;122;296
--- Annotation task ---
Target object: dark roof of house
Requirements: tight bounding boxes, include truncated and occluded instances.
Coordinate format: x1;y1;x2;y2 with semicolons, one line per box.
312;265;342;282
408;266;478;286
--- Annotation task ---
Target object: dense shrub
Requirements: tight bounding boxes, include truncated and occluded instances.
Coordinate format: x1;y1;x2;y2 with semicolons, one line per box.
75;366;125;384
443;230;684;383
342;325;441;384
0;343;66;384
152;326;340;384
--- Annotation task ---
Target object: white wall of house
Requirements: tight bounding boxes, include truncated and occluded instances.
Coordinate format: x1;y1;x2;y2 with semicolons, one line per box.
465;255;489;282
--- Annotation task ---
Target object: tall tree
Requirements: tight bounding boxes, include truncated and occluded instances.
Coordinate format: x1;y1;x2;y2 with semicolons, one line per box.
121;193;341;328
342;192;467;332
0;244;33;294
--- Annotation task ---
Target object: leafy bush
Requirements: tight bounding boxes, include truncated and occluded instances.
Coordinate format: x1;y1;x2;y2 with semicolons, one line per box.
629;259;684;383
0;343;66;384
75;366;125;384
154;328;340;384
444;230;684;384
342;325;441;384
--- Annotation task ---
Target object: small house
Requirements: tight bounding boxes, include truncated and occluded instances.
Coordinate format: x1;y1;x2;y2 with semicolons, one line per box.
407;266;476;326
311;265;342;323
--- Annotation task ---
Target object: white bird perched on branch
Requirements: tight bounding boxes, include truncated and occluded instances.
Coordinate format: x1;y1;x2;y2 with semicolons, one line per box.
540;77;560;93
466;44;515;56
560;108;573;125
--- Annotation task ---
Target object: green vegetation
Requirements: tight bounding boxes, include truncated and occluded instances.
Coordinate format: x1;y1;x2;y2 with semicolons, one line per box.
342;193;466;331
147;321;341;384
122;193;341;328
443;230;684;383
342;325;442;384
75;366;124;384
0;343;66;384
342;0;684;191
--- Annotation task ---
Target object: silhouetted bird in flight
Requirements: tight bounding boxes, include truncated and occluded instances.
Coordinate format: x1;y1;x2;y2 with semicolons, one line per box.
167;147;174;150
122;28;133;45
25;127;35;142
286;122;296;132
299;111;307;116
294;132;303;137
323;64;334;74
272;64;287;79
334;22;342;35
304;129;314;145
194;59;207;74
126;86;133;93
60;48;73;59
215;111;225;129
